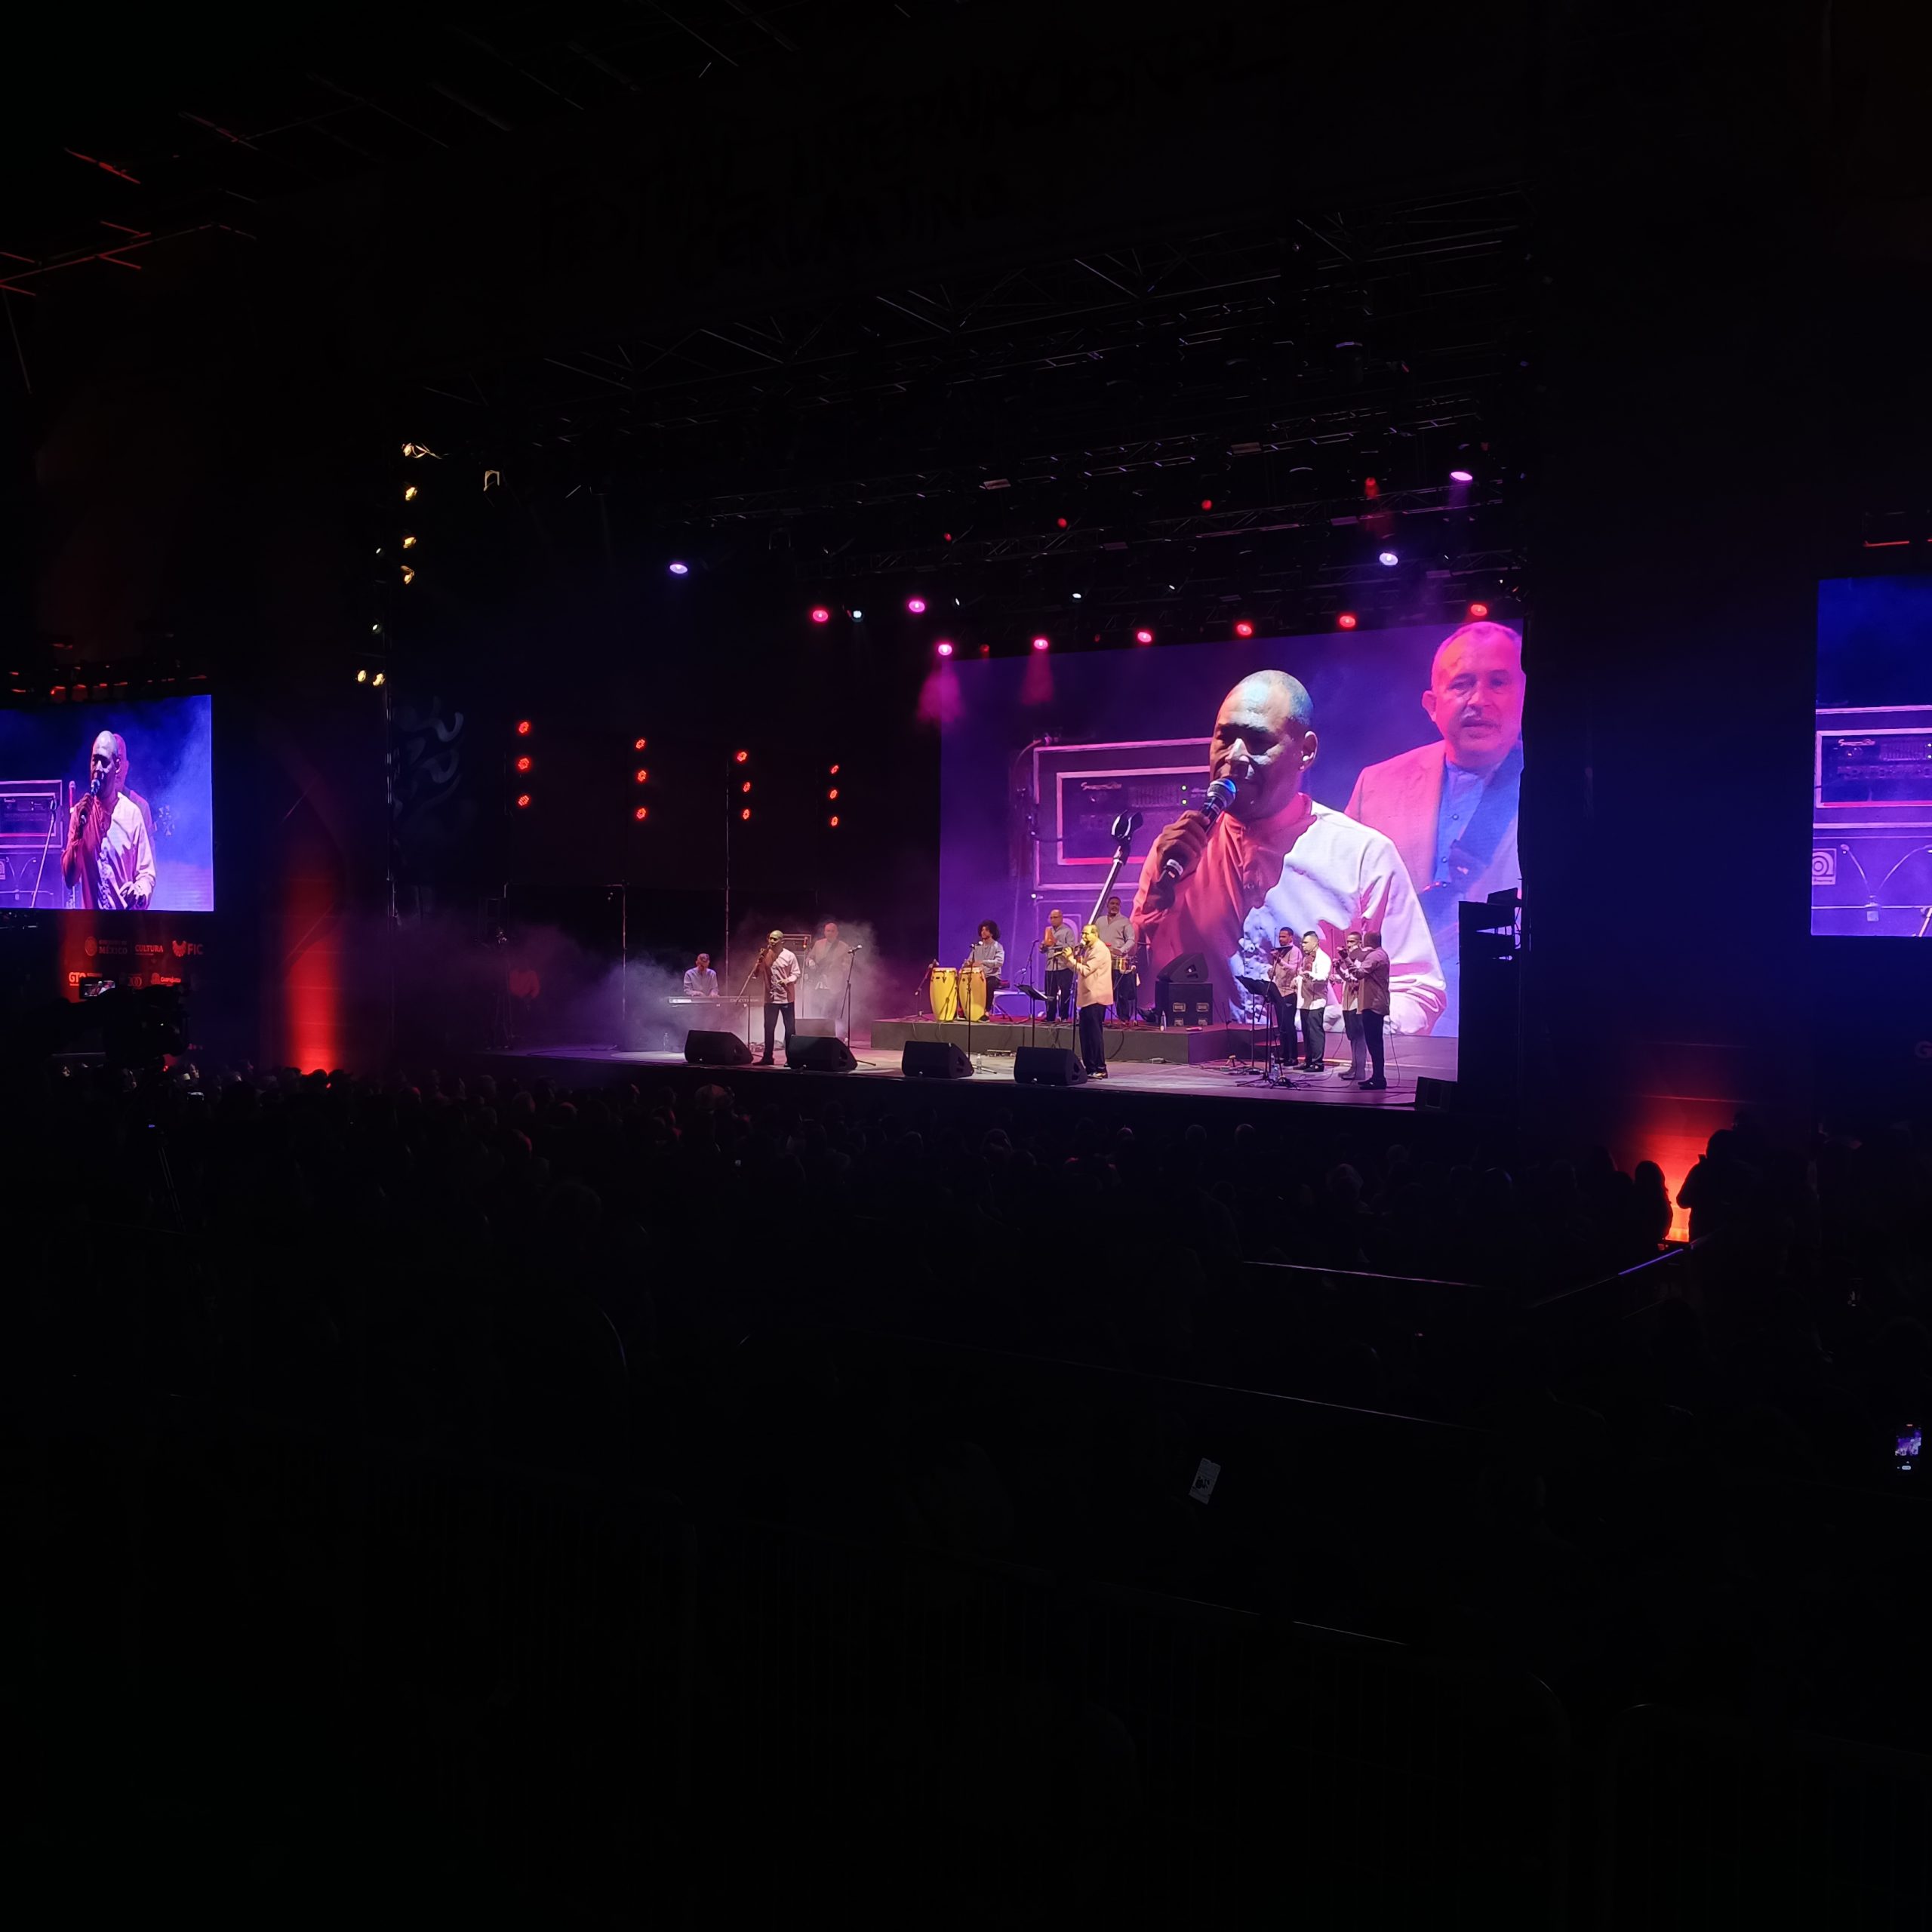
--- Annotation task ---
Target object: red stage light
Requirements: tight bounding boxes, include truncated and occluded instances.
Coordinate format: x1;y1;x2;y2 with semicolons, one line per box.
1056;517;1068;529
1363;476;1380;499
1134;628;1154;645
829;814;840;828
515;793;531;809
936;639;954;657
1031;635;1050;652
1234;620;1254;638
515;719;531;736
740;808;752;822
810;606;831;624
828;788;840;801
1337;612;1358;631
829;763;840;775
633;737;647;751
943;531;953;543
1468;601;1491;619
906;595;927;615
734;749;749;763
515;755;531;773
635;768;648;783
1200;498;1214;511
741;781;752;794
980;644;990;656
634;806;648;821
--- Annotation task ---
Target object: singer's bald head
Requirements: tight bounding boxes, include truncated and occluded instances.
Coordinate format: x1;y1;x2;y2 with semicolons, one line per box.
1210;671;1317;820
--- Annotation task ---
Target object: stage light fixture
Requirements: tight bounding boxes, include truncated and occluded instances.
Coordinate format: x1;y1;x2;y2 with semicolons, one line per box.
372;672;385;687
829;814;840;828
734;749;748;763
810;606;831;624
355;668;368;683
516;756;532;774
1056;517;1068;529
740;808;751;822
935;640;954;657
403;485;418;502
634;737;647;751
1377;551;1399;568
851;608;864;621
634;806;648;821
400;565;415;585
1337;612;1358;630
943;531;953;543
1449;469;1475;483
906;596;927;614
1468;601;1491;619
1134;628;1154;645
979;645;990;657
829;763;840;775
741;781;752;794
1200;498;1214;511
401;534;417;549
1234;620;1254;638
1070;591;1083;600
667;560;690;576
515;719;532;736
828;788;839;801
371;623;383;634
515;793;531;809
1031;635;1050;652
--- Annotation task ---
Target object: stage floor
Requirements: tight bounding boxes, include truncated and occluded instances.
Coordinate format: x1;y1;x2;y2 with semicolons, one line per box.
503;1020;1458;1107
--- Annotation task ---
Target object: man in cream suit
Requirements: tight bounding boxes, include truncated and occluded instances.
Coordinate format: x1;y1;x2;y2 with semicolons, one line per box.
1344;621;1523;1032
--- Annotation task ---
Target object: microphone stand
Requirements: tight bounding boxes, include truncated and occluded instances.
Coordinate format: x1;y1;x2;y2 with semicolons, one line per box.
839;946;860;1046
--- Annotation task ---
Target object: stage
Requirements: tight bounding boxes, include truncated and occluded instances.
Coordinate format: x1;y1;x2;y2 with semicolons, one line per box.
481;1018;1460;1109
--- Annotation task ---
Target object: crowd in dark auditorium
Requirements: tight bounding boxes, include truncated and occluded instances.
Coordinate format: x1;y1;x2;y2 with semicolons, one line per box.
6;1057;1931;1918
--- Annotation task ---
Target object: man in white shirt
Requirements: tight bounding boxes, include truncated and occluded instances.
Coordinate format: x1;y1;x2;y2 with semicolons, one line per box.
683;953;718;997
1132;671;1444;1034
756;929;801;1064
1041;909;1077;1021
62;730;156;912
1094;894;1137;1022
1294;929;1332;1072
1073;923;1116;1078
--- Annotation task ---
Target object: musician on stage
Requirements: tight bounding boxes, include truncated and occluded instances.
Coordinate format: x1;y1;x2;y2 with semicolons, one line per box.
1335;931;1368;1083
801;919;854;1019
62;729;155;912
966;921;1005;994
683;952;719;997
755;929;801;1065
1294;929;1332;1072
1339;929;1392;1090
1266;925;1303;1056
1096;894;1138;1023
1042;908;1076;1021
1073;924;1115;1078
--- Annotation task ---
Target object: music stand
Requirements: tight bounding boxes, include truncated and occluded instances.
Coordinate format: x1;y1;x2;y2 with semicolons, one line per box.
1234;974;1294;1086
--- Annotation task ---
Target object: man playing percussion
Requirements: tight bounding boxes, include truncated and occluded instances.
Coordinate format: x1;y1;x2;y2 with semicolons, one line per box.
966;921;1005;1015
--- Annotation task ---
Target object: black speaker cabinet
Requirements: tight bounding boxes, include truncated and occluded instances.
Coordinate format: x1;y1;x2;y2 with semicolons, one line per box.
684;1029;754;1066
1014;1045;1088;1086
1414;1075;1457;1114
789;1035;857;1072
901;1040;974;1079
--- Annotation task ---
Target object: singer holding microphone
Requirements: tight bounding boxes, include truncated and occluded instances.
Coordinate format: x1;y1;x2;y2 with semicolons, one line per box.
62;730;155;912
755;929;801;1065
1131;670;1444;1033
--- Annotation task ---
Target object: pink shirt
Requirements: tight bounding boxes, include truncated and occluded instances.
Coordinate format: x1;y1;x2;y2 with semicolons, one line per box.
1131;792;1444;1034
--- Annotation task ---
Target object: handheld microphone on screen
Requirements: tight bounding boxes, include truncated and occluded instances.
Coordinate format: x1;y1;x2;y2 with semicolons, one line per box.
1161;777;1237;881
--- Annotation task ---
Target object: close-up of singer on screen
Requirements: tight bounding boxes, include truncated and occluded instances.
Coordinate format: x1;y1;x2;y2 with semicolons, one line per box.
60;729;156;912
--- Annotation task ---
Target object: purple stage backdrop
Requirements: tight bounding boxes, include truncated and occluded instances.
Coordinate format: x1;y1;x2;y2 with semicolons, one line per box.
935;623;1524;1039
0;694;216;912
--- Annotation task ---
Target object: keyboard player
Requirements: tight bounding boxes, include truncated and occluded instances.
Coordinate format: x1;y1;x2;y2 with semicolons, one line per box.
683;952;719;998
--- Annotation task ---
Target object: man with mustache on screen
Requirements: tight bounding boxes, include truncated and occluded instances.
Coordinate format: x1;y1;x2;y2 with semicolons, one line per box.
1133;671;1444;1037
61;729;156;912
1345;620;1524;1022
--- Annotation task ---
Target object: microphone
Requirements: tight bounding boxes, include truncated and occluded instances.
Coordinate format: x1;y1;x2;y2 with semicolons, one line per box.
1161;777;1237;881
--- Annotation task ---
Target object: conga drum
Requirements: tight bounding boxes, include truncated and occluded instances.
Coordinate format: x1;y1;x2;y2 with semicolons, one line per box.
928;966;959;1021
958;965;989;1022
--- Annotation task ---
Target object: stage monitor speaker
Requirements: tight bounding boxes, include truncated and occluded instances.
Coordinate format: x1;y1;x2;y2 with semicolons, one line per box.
685;1029;754;1066
789;1035;857;1072
1014;1045;1088;1086
902;1040;973;1080
1415;1075;1457;1114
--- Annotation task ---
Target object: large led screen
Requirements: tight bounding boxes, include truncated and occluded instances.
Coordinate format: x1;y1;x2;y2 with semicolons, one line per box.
0;694;215;912
936;620;1524;1040
1814;579;1932;938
